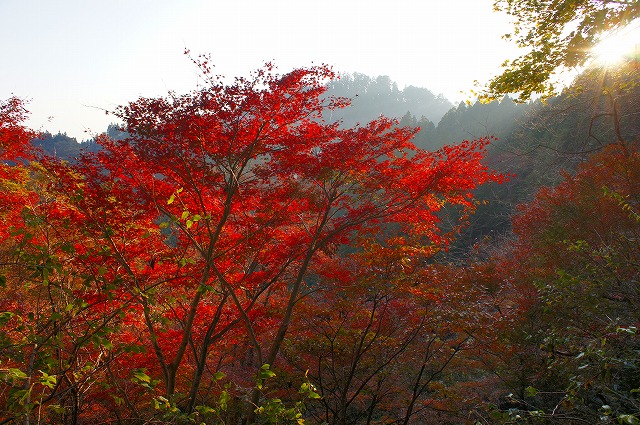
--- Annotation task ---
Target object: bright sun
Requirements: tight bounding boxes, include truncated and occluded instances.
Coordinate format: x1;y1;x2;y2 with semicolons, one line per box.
591;25;640;66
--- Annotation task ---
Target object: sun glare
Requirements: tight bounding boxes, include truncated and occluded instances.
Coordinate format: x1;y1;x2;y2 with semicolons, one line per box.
591;25;640;66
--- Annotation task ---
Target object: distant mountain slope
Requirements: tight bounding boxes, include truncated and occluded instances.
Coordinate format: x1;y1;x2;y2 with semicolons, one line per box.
400;96;531;151
324;73;453;128
33;131;99;158
33;124;124;159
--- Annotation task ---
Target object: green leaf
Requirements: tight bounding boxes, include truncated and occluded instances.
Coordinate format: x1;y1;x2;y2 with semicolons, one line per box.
48;404;65;414
167;193;175;205
123;344;147;354
39;371;57;389
489;409;509;421
196;405;216;415
133;370;151;383
219;389;229;410
6;368;28;380
525;386;539;397
619;414;640;425
259;364;276;379
0;311;15;326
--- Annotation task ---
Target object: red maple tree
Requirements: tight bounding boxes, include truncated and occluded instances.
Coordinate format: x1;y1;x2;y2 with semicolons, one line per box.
1;57;503;422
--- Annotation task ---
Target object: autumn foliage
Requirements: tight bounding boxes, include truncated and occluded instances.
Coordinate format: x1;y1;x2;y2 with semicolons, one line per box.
0;97;38;239
0;60;508;424
3;56;639;425
458;141;640;424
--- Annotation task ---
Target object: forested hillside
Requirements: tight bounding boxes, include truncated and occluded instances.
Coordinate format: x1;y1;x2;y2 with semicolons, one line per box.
455;62;640;254
324;73;452;128
2;31;639;425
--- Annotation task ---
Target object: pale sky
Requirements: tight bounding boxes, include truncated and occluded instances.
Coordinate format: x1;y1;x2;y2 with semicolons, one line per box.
1;0;520;141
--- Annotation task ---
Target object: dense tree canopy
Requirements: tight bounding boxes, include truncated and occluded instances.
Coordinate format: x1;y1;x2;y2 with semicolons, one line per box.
483;141;640;424
482;0;640;102
0;60;502;424
2;3;640;418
